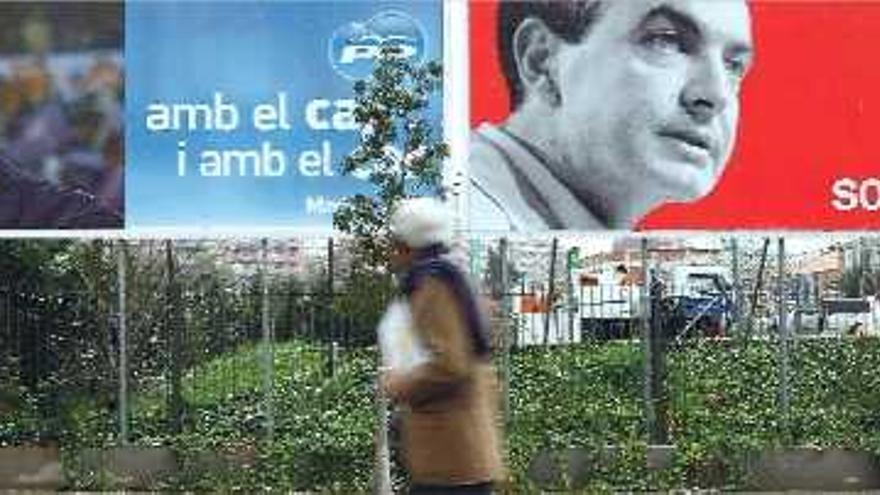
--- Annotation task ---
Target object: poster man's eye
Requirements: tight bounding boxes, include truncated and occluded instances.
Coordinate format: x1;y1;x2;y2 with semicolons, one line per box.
641;29;687;54
725;53;752;80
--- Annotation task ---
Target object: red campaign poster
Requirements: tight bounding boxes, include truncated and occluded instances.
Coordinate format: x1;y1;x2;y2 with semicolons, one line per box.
470;0;880;230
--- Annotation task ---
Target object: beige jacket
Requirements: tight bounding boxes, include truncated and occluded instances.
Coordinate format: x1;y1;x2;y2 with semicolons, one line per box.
388;276;504;485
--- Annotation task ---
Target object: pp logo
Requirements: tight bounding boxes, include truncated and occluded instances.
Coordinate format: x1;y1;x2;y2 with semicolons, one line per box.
329;10;426;80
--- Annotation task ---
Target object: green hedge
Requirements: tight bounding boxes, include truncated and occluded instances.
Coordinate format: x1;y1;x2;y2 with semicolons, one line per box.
6;337;880;491
506;343;647;491
668;337;880;488
507;338;880;491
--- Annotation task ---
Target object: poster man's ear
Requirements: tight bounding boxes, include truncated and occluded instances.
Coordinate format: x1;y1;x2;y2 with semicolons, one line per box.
513;18;563;107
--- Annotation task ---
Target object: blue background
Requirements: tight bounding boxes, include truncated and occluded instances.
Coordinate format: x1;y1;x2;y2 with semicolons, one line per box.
127;1;442;228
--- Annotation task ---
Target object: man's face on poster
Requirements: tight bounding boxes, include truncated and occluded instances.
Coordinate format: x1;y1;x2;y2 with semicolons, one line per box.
547;0;753;209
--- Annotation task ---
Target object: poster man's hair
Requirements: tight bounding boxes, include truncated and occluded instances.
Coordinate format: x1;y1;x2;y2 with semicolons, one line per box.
498;0;605;109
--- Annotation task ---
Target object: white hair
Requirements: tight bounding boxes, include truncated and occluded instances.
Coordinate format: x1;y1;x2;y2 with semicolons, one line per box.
390;197;452;249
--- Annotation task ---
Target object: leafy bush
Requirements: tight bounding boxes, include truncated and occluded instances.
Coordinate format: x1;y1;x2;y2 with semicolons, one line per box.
508;338;880;491
506;343;646;490
668;337;880;488
0;388;45;446
790;338;880;454
139;343;375;492
9;336;879;491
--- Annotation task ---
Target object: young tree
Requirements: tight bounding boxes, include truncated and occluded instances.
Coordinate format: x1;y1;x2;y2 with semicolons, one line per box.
332;46;448;270
333;47;448;494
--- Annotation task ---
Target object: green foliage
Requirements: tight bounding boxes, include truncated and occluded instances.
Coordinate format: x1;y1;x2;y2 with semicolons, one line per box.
506;343;648;491
327;267;395;345
0;388;45;446
668;340;783;487
668;337;880;488
0;240;120;445
789;339;880;454
257;349;375;491
333;46;448;268
8;329;880;491
508;338;880;491
0;239;72;286
112;342;376;492
183;341;325;408
61;396;117;449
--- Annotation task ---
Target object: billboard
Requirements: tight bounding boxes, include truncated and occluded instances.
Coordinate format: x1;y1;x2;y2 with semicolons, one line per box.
469;0;880;231
127;1;442;229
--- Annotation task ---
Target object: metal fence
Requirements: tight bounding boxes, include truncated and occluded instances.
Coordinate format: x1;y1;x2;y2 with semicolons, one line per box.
1;234;879;490
0;239;391;447
480;235;880;345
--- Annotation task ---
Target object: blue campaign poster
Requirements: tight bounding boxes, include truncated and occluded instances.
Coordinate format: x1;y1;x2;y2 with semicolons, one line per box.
126;1;443;228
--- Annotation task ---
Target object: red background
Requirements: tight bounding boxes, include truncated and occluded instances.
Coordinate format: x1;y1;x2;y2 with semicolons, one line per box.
470;1;880;230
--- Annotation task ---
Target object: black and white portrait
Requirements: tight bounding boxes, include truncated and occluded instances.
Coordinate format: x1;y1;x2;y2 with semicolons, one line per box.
469;0;755;231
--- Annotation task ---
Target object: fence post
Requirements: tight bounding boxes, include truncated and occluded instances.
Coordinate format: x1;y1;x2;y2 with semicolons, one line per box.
731;237;742;333
329;341;338;377
374;376;392;494
499;238;512;427
260;238;275;441
374;246;393;493
543;238;558;345
328;237;335;294
566;247;575;342
747;238;771;338
327;238;337;374
640;237;657;444
117;240;129;446
794;275;803;335
777;237;792;444
165;240;184;435
858;237;867;297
